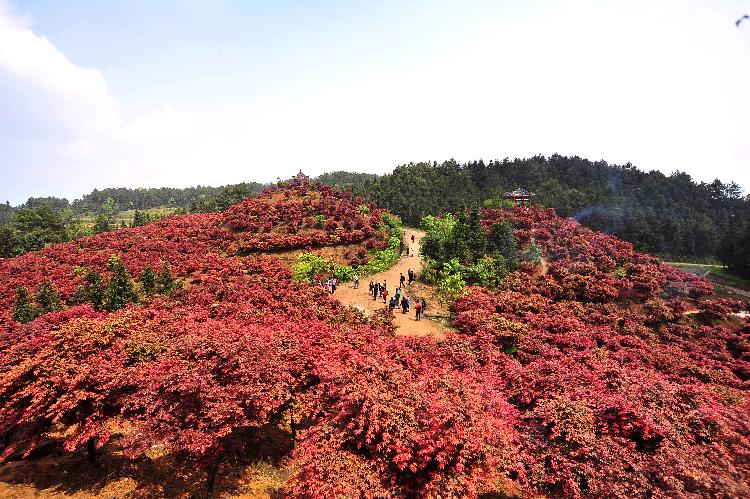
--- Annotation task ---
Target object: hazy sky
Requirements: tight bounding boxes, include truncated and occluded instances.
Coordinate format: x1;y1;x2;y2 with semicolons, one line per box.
1;0;749;204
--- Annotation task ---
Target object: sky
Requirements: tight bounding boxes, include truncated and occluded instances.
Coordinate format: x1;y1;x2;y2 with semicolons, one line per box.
1;0;749;205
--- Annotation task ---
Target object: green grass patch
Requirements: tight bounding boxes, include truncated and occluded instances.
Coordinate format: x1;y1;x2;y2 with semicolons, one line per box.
669;262;750;291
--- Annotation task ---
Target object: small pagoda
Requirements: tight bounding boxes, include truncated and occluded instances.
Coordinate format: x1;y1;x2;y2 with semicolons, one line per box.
292;170;310;187
504;188;534;207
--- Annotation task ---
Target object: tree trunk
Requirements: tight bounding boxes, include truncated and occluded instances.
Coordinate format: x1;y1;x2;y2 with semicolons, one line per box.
86;437;97;466
205;461;220;499
290;413;297;449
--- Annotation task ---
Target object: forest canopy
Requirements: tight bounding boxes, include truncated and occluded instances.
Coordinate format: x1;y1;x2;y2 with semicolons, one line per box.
2;155;749;270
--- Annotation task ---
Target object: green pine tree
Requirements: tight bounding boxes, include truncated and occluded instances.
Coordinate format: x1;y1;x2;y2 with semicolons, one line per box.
12;287;40;323
104;255;137;311
93;213;110;234
34;281;63;313
488;221;518;269
132;210;148;227
157;261;177;295
86;270;105;311
69;284;90;305
139;265;157;295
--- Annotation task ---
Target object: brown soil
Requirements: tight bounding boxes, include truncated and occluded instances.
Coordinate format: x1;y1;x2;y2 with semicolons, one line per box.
334;228;449;338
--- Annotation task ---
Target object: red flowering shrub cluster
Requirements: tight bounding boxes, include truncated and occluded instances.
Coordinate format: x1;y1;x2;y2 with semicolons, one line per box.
481;206;713;302
0;182;389;313
450;207;750;497
223;182;387;253
1;195;748;498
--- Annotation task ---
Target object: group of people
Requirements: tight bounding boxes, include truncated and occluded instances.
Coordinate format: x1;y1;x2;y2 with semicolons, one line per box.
368;280;427;320
407;233;417;257
321;277;338;294
359;232;427;321
400;233;417;257
398;269;417;288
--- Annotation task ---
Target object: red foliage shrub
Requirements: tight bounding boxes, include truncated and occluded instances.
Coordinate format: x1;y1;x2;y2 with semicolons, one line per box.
1;188;748;498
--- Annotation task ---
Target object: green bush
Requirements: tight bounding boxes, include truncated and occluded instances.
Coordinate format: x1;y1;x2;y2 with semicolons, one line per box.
34;281;63;313
483;195;515;209
292;253;330;284
104;254;138;312
437;270;467;306
139;265;157;295
362;214;402;275
333;264;355;282
12;287;40;324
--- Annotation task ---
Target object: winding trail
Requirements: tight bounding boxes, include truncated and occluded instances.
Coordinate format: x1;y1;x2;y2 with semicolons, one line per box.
334;228;447;337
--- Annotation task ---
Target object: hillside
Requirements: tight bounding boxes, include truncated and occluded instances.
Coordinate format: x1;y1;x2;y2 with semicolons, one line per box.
357;157;750;263
1;183;749;498
5;156;750;270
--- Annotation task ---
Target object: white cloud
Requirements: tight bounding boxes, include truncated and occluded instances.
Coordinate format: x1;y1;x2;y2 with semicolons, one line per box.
0;0;748;204
0;5;119;136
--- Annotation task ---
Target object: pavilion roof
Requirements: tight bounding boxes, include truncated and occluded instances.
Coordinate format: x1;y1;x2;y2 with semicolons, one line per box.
504;188;533;198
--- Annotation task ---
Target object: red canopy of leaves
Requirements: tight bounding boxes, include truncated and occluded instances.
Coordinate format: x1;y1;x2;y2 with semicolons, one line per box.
1;193;749;498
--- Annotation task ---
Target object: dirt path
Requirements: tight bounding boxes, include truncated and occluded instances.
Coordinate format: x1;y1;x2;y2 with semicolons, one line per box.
334;228;447;337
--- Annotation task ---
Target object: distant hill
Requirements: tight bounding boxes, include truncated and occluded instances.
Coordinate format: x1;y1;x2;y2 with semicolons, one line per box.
4;155;750;269
353;156;749;264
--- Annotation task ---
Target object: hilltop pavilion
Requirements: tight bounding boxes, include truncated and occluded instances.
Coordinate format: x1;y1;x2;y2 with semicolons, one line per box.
504;188;534;207
292;170;310;187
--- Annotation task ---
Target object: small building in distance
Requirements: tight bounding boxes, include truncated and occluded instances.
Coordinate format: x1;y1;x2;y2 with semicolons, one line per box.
292;170;310;187
504;188;534;207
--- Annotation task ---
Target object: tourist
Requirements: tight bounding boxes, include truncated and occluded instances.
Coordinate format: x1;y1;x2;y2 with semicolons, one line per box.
353;273;359;289
399;273;405;288
389;296;397;311
401;296;409;314
415;301;422;321
411;234;415;243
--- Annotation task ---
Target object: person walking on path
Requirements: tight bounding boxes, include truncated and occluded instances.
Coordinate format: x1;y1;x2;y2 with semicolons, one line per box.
409;244;415;257
401;296;409;314
382;287;388;304
331;278;337;294
411;234;415;243
388;296;397;311
373;282;379;301
421;298;427;317
399;273;405;288
415;301;423;321
395;287;401;303
353;273;359;289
